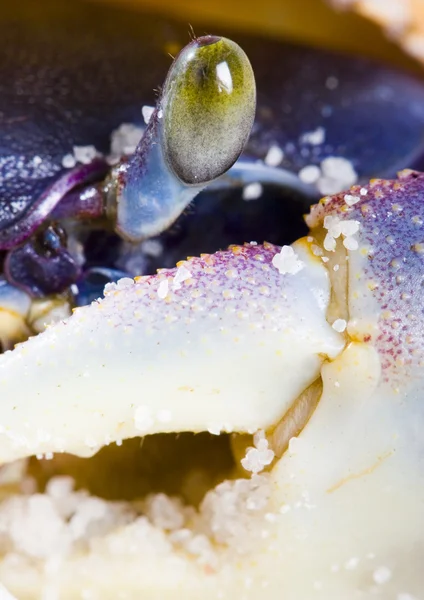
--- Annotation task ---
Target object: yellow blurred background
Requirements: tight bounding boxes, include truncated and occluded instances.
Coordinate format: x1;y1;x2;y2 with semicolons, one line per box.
91;0;419;71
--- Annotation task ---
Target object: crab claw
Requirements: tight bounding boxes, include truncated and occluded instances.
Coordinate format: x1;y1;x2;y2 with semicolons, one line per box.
0;241;342;462
111;35;256;243
1;171;424;598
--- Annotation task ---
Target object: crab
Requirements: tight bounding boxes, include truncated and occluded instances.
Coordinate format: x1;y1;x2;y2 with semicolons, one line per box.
0;1;424;599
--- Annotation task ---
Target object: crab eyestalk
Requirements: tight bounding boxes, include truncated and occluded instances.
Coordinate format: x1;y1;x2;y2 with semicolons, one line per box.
109;35;256;242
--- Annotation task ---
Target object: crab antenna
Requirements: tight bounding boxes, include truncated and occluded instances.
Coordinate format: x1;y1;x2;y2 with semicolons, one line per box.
110;35;256;242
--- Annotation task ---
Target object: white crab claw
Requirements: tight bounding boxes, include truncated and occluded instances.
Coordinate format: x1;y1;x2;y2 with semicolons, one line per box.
0;241;342;463
1;171;424;599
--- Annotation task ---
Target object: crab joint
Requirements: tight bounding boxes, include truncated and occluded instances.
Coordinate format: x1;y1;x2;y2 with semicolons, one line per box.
109;36;256;243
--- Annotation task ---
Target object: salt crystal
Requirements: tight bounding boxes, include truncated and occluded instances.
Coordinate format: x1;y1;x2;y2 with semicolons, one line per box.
199;474;271;549
253;430;269;451
344;557;359;570
253;430;265;446
299;164;321;184
109;123;144;159
264;512;277;522
144;494;185;530
344;194;360;206
73;145;98;165
242;182;263;201
184;533;216;566
69;496;108;539
84;436;97;449
5;495;67;559
324;215;342;238
340;220;360;236
323;216;359;252
318;177;347;196
324;233;337;252
103;281;116;295
169;528;191;544
173;265;192;291
317;156;358;195
61;153;76;169
332;318;347;332
272;246;304;275
343;236;359;251
288;436;301;453
142;105;155;125
301;126;325;146
373;566;392;585
208;424;222;435
134;405;154;433
264;144;284;167
141;239;163;258
116;277;134;290
241;432;274;474
46;476;75;500
157;279;169;299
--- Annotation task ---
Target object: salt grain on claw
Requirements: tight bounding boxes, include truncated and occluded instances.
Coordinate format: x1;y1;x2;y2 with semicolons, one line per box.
241;431;275;474
272;245;304;275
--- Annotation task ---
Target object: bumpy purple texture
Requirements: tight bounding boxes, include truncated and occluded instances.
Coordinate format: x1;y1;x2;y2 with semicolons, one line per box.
309;170;424;380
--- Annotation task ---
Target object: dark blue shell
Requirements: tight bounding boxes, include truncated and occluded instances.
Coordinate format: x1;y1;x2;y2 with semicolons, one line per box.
2;0;424;248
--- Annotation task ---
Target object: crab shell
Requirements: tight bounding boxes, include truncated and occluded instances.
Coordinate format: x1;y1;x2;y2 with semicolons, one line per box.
0;171;423;598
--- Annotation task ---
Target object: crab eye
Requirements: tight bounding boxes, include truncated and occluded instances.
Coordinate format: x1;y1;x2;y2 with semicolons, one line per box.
161;35;256;185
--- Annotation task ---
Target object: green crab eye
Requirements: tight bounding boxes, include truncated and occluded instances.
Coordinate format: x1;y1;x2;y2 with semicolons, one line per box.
161;35;256;185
